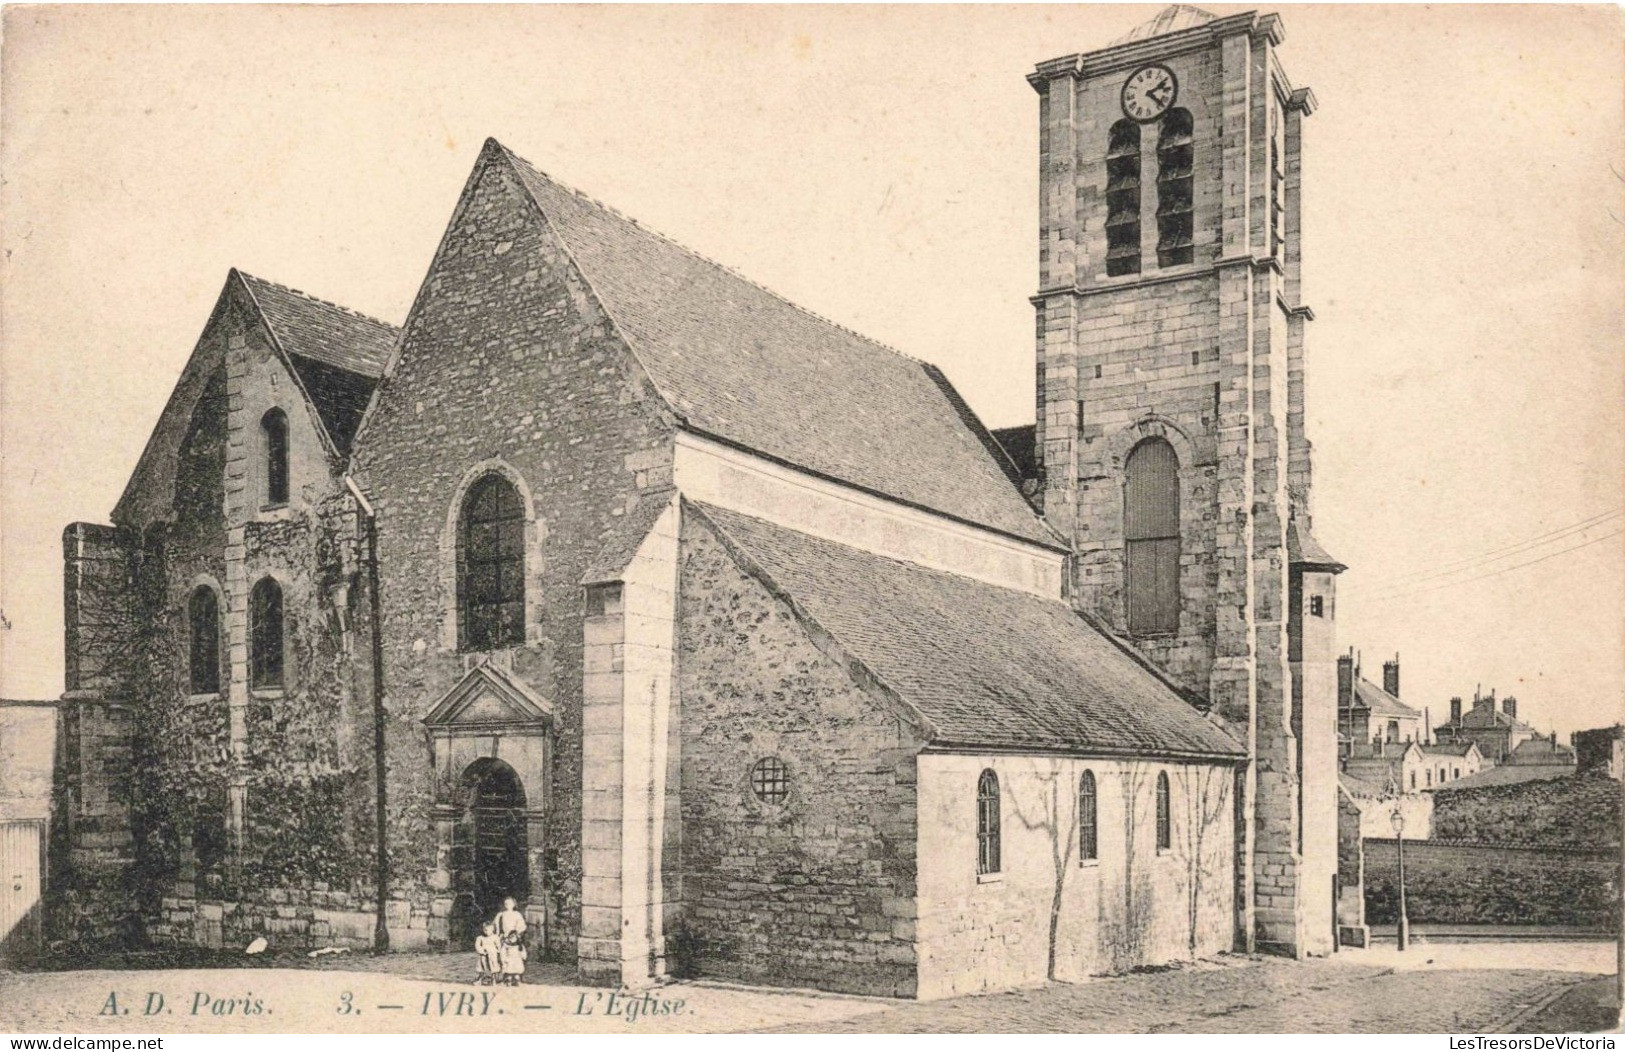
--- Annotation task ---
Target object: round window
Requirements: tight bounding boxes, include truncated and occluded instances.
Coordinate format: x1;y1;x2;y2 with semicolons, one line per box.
750;756;789;805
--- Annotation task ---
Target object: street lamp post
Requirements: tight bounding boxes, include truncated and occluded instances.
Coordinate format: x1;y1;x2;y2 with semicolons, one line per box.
1390;808;1410;952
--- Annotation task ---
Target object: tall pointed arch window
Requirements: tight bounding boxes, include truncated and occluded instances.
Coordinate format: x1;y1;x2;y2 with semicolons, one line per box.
459;474;526;652
1105;120;1142;276
1155;771;1172;851
976;769;1001;876
261;408;289;507
1078;770;1098;863
1156;108;1195;268
188;586;221;694
249;576;284;690
1125;437;1181;635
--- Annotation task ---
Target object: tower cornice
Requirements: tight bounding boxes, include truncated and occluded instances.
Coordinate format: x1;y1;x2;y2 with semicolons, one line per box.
1028;11;1285;92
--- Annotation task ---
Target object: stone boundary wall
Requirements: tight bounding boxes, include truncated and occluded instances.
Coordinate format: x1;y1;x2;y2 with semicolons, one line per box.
147;890;426;954
1430;774;1621;851
1363;838;1619;930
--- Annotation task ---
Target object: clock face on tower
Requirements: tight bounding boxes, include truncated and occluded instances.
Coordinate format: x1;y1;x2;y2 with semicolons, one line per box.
1121;64;1179;122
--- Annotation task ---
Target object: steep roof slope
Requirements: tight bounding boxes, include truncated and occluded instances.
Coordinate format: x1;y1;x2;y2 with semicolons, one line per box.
1352;677;1420;721
497;144;1056;548
695;503;1243;759
238;274;396;376
238;274;398;452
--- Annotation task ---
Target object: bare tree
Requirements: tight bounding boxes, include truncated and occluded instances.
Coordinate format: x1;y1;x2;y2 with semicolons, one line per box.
1174;764;1232;958
1100;762;1155;970
1007;760;1076;981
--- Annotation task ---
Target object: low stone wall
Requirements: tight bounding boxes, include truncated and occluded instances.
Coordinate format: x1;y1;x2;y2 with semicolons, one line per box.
1364;838;1619;930
146;888;441;954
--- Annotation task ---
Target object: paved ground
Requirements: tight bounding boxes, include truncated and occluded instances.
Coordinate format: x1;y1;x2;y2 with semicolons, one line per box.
1370;924;1617;943
1;941;1616;1034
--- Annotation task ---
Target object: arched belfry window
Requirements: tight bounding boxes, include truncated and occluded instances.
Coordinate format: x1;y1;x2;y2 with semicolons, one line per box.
1124;437;1180;635
459;474;526;652
1105;120;1142;276
261;409;289;507
249;577;284;690
188;586;221;694
976;769;1001;876
1155;771;1172;851
1078;770;1098;863
1157;108;1195;268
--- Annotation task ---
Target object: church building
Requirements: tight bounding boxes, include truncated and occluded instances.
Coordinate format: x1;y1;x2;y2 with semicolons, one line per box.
53;6;1343;998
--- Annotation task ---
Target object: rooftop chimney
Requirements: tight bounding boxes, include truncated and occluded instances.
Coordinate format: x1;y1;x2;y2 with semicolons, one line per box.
1503;696;1517;720
1383;654;1400;698
1450;696;1462;724
1337;651;1355;708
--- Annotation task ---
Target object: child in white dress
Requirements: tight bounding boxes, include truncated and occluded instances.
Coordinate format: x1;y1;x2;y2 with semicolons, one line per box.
473;922;502;986
495;897;528;986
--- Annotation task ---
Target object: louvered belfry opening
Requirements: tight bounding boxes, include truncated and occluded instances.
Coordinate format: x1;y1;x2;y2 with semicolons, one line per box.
1124;437;1181;635
1269;104;1286;260
1156;108;1195;268
1105;119;1142;276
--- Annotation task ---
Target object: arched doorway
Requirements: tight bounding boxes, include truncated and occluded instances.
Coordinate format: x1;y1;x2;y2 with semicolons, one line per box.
451;758;530;946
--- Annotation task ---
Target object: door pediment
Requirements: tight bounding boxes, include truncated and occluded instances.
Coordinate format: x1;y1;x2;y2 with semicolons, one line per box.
422;663;553;735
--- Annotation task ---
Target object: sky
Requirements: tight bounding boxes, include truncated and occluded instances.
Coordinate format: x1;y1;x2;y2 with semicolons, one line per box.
2;3;1621;739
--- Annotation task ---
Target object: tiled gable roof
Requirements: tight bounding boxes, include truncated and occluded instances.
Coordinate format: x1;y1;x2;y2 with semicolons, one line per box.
1339;772;1394;800
239;274;396;376
991;424;1038;482
1449;703;1536;733
237;273;399;452
1352;677;1420;721
694;503;1243;759
1436;764;1573;791
1288;520;1346;572
1506;736;1575;764
497;145;1058;549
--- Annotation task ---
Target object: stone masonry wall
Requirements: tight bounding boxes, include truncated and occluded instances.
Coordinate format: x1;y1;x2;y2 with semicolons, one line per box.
59;280;386;956
1431;775;1621;852
916;754;1236;1000
350;144;676;952
675;514;921;997
54;523;143;948
1364;839;1619;931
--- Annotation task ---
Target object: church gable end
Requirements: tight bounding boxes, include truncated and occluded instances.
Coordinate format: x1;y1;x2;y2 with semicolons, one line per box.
346;140;678;952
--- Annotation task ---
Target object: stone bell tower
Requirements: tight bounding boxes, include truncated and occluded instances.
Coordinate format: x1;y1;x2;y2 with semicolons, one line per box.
1027;5;1340;957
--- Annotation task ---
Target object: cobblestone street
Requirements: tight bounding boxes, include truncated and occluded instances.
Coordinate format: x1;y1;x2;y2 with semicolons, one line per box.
766;949;1619;1033
1;943;1616;1035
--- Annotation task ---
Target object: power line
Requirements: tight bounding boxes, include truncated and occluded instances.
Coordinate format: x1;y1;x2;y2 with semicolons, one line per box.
1343;505;1624;596
1360;527;1625;606
1425;505;1621;573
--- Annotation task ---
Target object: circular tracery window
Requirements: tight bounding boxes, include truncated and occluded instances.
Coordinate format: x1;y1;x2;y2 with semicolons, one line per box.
750;756;789;805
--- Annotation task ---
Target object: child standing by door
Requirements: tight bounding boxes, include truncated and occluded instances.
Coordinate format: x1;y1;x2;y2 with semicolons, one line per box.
473;921;502;986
